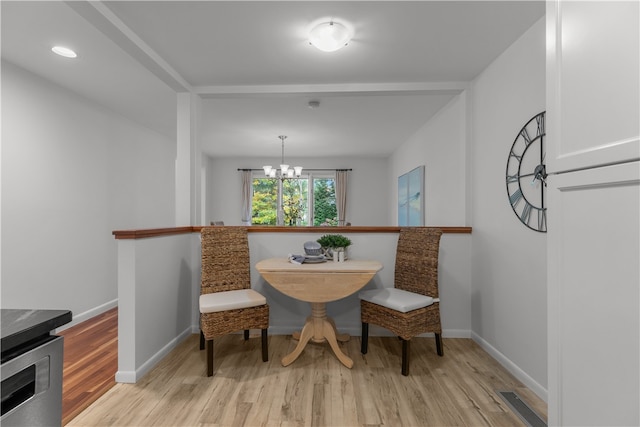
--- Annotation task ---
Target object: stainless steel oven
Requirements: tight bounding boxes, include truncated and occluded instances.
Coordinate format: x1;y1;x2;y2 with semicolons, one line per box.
1;335;64;426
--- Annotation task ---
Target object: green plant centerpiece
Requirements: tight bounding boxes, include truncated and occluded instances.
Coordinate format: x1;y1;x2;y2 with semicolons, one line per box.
317;234;352;259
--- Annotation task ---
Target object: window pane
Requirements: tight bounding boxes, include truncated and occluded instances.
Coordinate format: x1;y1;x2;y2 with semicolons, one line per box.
252;178;277;225
283;178;308;226
313;178;337;226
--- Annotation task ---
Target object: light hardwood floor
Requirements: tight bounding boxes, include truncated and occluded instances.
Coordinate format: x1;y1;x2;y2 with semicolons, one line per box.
69;333;546;426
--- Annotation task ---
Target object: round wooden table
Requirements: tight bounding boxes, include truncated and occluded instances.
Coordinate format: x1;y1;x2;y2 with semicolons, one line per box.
256;258;383;368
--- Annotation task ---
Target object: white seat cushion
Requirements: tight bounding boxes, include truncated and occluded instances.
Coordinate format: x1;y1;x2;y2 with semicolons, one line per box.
359;288;435;313
199;289;267;314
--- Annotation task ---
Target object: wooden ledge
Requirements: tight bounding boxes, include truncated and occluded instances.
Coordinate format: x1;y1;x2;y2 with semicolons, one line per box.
241;226;471;234
112;226;195;240
113;225;472;240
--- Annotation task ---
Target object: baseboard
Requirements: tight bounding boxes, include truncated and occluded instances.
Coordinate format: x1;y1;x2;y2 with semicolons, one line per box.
471;331;548;403
115;327;192;384
222;324;471;338
114;371;136;384
55;299;118;333
440;329;471;338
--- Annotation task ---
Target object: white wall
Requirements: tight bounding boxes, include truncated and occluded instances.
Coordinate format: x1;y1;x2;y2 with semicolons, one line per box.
116;233;195;383
205;156;389;226
1;61;176;324
386;17;547;401
389;92;469;226
470;18;547;398
388;92;472;336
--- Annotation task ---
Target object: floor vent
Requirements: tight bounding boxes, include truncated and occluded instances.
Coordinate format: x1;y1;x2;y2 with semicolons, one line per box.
497;390;547;427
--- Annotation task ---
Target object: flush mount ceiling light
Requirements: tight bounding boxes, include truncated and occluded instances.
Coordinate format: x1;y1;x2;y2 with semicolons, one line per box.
308;20;352;52
51;46;77;58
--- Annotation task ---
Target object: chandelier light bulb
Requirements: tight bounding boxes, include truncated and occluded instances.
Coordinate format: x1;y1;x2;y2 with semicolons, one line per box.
309;21;352;52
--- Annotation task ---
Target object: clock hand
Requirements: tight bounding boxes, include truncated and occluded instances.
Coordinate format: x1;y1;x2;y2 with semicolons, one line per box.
519;172;537;179
531;164;546;185
534;174;548;186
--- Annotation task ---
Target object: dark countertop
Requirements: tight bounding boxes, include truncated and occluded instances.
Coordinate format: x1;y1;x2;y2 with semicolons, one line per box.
1;309;72;359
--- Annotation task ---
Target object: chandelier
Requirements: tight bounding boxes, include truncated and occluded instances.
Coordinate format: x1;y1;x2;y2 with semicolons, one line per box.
263;135;303;178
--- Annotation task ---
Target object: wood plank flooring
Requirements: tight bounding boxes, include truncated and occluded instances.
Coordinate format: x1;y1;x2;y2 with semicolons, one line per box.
59;307;118;425
68;332;547;426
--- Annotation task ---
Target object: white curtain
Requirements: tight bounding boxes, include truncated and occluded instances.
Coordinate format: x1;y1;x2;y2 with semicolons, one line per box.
241;170;252;225
335;170;348;226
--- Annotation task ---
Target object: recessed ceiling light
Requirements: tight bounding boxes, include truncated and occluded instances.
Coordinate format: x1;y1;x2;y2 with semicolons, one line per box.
51;46;77;58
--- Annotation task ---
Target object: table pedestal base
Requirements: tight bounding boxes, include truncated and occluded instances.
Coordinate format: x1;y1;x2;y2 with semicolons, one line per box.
282;302;353;368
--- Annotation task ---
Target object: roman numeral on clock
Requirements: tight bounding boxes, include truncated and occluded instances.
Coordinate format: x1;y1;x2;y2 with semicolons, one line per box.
509;188;523;208
521;203;533;224
538;209;547;231
536;113;545;136
520;128;532;145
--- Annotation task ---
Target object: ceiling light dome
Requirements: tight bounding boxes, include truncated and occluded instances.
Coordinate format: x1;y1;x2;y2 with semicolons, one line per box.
308;21;352;52
51;46;77;58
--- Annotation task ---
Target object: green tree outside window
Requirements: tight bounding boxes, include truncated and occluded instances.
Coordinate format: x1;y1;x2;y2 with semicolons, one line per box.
313;178;337;226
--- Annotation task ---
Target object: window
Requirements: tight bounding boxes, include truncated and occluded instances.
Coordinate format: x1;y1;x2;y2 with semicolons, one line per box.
252;174;336;226
312;176;337;226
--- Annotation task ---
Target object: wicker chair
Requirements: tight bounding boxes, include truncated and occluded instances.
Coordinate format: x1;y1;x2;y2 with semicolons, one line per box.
199;227;269;376
359;227;443;376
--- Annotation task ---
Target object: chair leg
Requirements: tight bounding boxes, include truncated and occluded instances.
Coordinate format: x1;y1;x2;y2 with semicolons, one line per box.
401;339;410;376
435;333;444;356
199;330;205;350
244;329;250;340
206;339;214;377
361;322;369;354
261;329;268;362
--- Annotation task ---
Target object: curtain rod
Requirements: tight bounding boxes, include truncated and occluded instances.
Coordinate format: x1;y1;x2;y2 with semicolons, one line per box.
237;168;352;172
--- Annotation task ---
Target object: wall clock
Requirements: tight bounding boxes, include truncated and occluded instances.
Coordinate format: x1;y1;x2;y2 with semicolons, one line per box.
505;111;547;232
